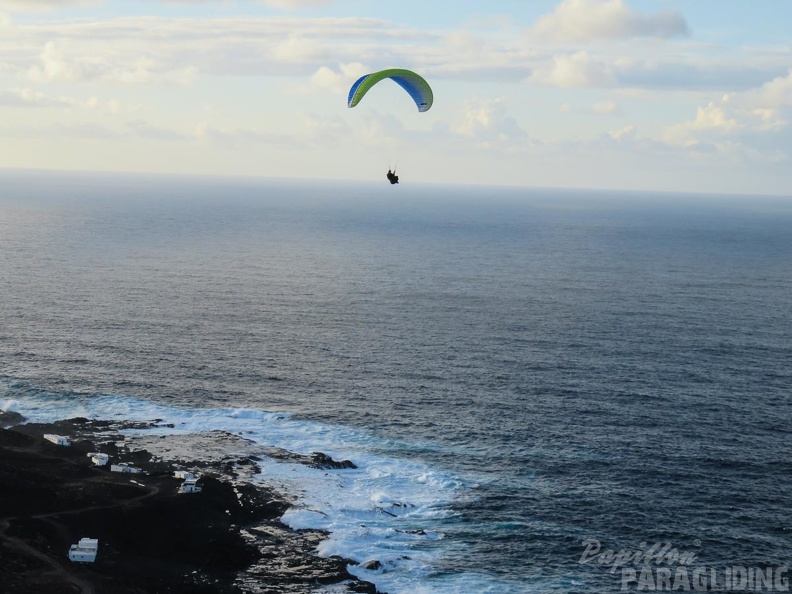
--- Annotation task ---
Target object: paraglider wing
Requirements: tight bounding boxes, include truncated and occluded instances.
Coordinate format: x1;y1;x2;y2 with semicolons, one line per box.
348;69;433;113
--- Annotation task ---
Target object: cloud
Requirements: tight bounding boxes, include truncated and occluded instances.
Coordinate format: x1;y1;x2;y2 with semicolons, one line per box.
301;113;351;146
530;0;689;42
740;69;792;110
607;124;637;141
162;0;333;7
664;70;792;150
427;28;536;82
0;11;783;96
92;97;124;114
658;68;792;167
560;100;622;115
664;101;741;149
591;100;621;115
310;62;369;94
0;87;127;113
0;0;99;12
451;98;530;149
688;102;739;132
0;87;74;107
0;122;122;139
0;16;435;86
0;114;291;145
348;111;406;150
526;51;787;92
272;34;324;63
256;0;332;7
27;41;95;83
616;60;783;92
529;51;615;87
749;108;785;130
127;120;191;141
194;122;299;148
578;124;677;159
26;40;199;85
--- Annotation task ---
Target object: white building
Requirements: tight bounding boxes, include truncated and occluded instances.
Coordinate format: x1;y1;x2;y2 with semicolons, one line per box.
68;538;98;563
87;453;109;466
110;463;144;474
174;470;195;480
178;478;202;494
43;434;71;446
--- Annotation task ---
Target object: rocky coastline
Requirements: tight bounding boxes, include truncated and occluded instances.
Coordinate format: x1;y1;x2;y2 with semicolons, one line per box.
0;412;380;594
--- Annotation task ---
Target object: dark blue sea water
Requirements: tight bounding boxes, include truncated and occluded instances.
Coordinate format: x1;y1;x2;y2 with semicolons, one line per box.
1;170;791;593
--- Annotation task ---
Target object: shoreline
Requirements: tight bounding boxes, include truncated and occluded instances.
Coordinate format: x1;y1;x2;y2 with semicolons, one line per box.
0;412;380;594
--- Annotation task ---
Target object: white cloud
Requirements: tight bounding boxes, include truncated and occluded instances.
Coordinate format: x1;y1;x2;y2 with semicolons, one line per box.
162;0;333;7
0;16;435;86
272;35;324;63
310;62;369;94
0;87;133;113
191;110;349;154
0;12;784;96
350;112;406;150
127;120;190;141
614;58;781;92
749;108;785;131
443;30;487;56
26;40;199;85
301;113;351;146
257;0;332;7
0;0;99;12
530;51;615;88
82;96;126;114
0;121;122;139
607;124;637;141
657;69;792;168
664;102;739;147
664;70;792;150
194;121;299;147
530;0;689;42
740;69;792;110
689;102;739;132
559;100;622;115
591;100;621;115
0;87;73;107
579;124;677;159
451;98;530;149
27;41;83;82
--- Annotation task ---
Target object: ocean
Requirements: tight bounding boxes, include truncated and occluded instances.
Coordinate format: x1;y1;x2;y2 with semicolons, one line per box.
1;169;791;593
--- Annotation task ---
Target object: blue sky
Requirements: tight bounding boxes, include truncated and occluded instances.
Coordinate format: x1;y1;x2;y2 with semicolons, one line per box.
1;0;791;194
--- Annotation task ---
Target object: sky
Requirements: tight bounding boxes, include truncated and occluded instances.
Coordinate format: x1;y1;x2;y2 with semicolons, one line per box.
0;0;791;195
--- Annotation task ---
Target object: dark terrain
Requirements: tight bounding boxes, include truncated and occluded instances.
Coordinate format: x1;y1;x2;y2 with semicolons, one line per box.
0;413;378;594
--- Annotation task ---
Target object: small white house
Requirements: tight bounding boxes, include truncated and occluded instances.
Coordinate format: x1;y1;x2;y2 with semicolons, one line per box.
110;463;144;474
174;470;195;480
43;434;71;447
178;478;202;494
68;538;98;563
87;452;109;466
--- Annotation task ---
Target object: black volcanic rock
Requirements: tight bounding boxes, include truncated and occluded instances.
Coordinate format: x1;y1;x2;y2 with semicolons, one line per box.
0;410;25;428
310;452;357;469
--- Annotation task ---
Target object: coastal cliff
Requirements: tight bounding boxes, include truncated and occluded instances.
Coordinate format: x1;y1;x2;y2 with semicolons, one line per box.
0;414;379;594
